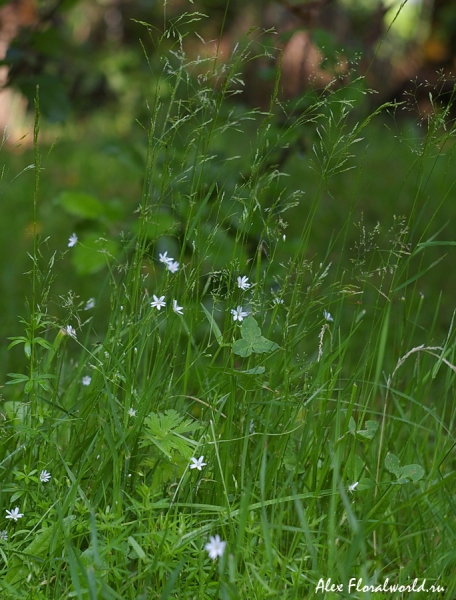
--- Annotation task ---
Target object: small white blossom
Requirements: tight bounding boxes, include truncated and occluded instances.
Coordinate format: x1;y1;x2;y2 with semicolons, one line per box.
166;260;180;273
84;298;95;310
205;534;226;560
190;456;207;471
40;470;51;483
5;507;23;521
82;376;91;386
273;297;284;305
68;233;78;248
64;325;77;339
237;276;251;290
159;251;173;265
128;408;137;418
172;300;184;315
151;295;166;310
324;309;334;322
348;481;359;493
0;530;7;541
231;306;248;322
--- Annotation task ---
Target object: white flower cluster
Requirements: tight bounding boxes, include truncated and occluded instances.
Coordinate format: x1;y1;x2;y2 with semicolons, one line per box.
159;251;179;273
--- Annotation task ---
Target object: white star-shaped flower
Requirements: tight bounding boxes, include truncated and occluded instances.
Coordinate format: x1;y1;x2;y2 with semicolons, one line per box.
64;325;77;339
205;534;226;560
68;233;78;248
82;376;91;386
5;507;24;521
231;306;248;322
272;297;284;305
40;470;51;483
190;456;207;471
151;295;166;310
128;407;137;418
237;276;251;290
159;251;173;265
166;260;179;273
348;481;359;493
172;300;184;315
84;298;95;310
324;309;334;322
0;530;7;541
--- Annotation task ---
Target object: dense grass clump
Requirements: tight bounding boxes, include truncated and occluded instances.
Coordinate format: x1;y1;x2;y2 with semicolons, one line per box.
0;14;455;600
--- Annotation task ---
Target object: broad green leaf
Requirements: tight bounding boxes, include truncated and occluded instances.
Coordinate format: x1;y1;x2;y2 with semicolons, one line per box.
241;317;262;343
357;420;378;440
357;478;375;490
56;191;106;219
253;336;279;354
233;338;253;357
399;464;425;483
385;453;401;477
233;317;279;357
241;366;266;375
71;232;119;275
5;516;75;585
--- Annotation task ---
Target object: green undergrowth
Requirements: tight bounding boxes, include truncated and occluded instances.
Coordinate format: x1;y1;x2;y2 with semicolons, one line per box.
0;13;455;600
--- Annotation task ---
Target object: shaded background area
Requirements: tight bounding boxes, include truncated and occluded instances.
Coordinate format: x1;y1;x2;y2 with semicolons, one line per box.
1;0;456;127
0;0;456;379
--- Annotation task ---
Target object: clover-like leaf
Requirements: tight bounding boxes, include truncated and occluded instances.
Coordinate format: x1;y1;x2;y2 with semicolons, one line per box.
357;420;379;440
385;453;401;477
385;453;424;484
233;317;279;357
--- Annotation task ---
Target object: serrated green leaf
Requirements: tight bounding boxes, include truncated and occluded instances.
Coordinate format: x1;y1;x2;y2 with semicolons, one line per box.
140;409;200;460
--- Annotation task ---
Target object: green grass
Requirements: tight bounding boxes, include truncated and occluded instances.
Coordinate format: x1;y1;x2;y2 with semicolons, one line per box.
0;14;455;600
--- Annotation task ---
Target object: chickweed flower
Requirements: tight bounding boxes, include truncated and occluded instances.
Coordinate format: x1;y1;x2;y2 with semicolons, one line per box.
84;298;95;310
64;325;77;339
231;306;248;322
348;481;359;493
151;295;166;310
205;534;226;560
273;297;284;305
172;300;184;315
167;260;180;273
68;233;78;248
159;251;173;265
82;376;91;386
128;407;137;418
0;531;7;541
40;470;51;483
190;456;207;471
324;309;334;322
5;507;23;521
237;276;251;290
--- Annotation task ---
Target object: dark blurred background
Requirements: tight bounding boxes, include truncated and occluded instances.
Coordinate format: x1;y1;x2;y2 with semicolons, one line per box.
0;0;455;129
